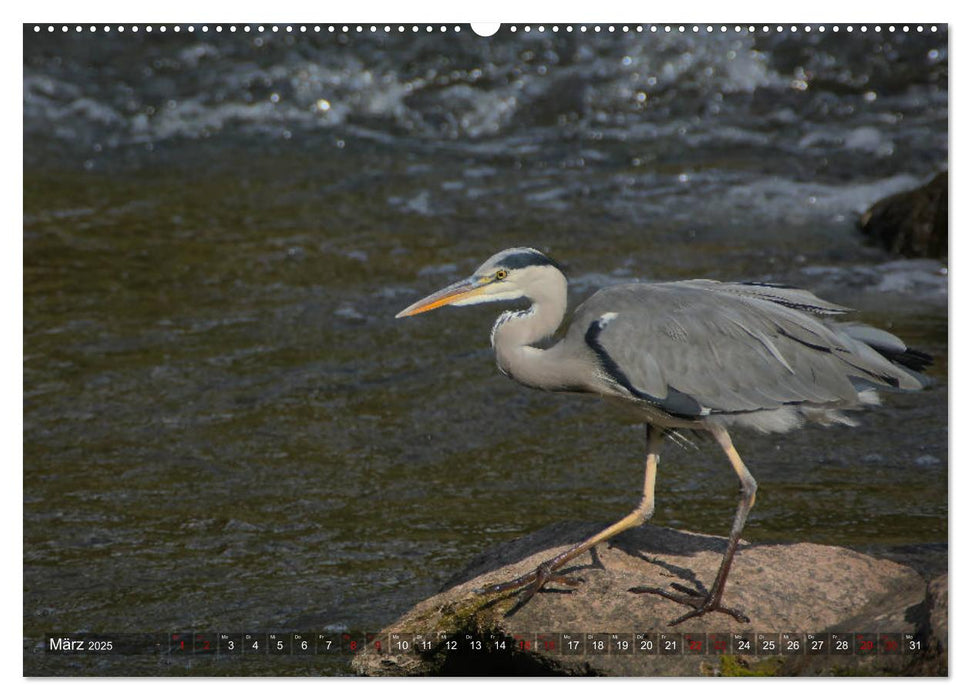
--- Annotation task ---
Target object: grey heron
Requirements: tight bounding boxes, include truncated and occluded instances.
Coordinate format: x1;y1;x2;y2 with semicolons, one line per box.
396;247;931;625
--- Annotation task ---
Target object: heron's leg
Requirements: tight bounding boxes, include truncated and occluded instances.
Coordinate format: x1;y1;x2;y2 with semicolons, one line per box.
631;424;755;625
477;425;663;608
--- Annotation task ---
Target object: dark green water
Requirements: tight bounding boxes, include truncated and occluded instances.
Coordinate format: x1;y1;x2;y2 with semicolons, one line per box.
24;27;947;676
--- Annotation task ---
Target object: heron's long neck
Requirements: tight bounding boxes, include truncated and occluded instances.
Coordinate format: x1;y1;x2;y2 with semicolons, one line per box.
491;276;569;389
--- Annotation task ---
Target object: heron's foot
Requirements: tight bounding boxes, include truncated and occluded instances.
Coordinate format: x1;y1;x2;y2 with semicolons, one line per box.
476;561;582;612
629;582;750;626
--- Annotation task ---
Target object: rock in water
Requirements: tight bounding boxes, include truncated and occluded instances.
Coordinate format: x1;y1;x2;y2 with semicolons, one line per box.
351;523;944;677
859;171;947;259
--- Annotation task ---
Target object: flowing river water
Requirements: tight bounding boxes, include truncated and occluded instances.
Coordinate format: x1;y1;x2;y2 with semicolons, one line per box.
24;25;947;675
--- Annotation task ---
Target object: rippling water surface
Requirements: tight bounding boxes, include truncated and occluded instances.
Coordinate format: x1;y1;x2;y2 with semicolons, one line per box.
24;26;947;675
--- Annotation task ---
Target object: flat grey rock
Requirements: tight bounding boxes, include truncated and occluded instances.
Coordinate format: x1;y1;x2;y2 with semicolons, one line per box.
352;523;944;676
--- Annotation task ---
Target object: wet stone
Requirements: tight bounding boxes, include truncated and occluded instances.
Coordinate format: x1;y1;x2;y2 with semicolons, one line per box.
859;171;948;259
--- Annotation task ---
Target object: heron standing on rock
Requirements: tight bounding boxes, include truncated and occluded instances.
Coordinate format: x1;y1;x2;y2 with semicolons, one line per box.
396;247;931;625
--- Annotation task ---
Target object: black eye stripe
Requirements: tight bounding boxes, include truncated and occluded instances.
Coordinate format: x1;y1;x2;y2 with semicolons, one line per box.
496;250;564;272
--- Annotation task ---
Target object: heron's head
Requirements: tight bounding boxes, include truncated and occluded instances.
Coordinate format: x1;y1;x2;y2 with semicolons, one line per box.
395;247;565;318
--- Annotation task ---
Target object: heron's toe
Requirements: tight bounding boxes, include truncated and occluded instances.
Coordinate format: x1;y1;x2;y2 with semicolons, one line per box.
669;582;706;597
630;584;749;626
475;562;582;610
548;573;582;588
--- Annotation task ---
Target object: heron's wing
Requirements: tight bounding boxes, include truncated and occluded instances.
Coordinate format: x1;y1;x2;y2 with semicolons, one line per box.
675;280;852;315
580;283;904;417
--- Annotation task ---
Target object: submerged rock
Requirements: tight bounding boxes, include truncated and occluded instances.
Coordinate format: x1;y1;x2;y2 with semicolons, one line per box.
858;171;948;259
351;523;945;677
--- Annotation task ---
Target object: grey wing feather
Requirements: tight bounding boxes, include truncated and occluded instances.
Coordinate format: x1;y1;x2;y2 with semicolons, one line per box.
573;282;923;416
676;280;852;315
836;323;907;352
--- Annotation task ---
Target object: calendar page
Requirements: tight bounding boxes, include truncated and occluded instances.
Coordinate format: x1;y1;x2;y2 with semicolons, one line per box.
23;17;948;679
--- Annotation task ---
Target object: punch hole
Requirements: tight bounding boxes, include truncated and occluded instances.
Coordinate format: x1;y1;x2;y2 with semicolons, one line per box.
471;23;500;37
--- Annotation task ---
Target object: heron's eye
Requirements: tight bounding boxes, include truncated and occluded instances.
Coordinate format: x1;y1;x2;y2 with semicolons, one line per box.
496;270;508;280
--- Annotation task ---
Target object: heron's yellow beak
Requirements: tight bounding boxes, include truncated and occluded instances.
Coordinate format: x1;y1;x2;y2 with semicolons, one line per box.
395;277;488;318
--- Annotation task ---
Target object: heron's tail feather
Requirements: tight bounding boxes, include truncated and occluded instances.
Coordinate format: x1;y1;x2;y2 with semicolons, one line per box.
875;345;933;373
835;322;933;390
